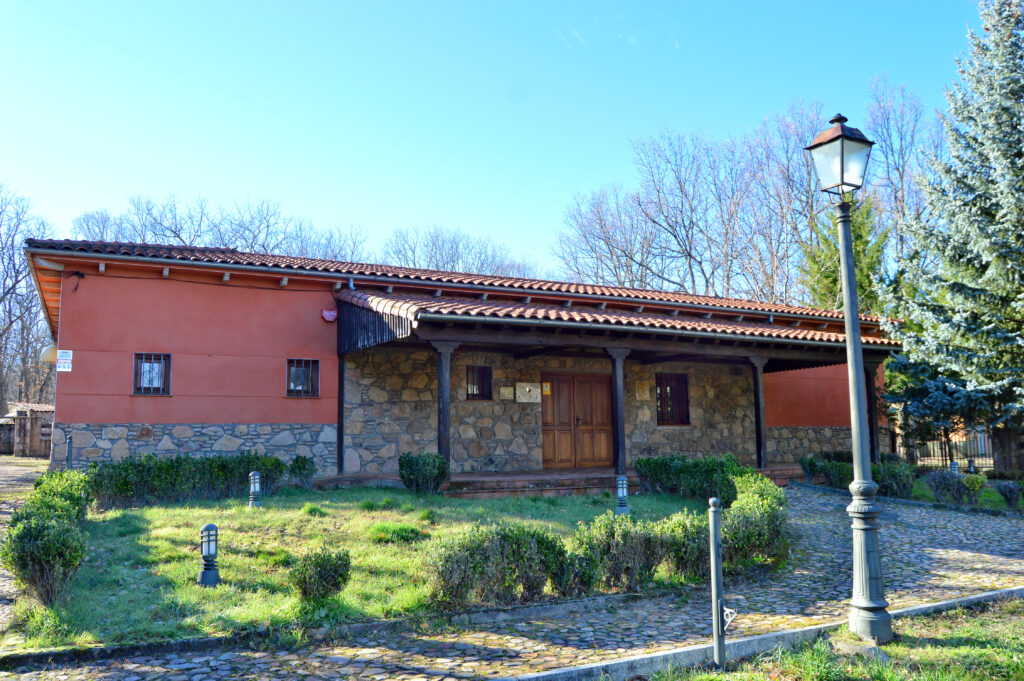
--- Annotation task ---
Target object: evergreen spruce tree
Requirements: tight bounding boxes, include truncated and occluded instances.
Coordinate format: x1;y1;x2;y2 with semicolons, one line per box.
798;196;888;314
887;0;1024;443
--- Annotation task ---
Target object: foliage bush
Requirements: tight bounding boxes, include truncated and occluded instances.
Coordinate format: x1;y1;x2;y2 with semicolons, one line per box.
572;511;664;592
633;454;749;506
722;473;788;567
87;451;287;509
798;456;819;481
288;546;352;601
302;503;327;517
289;456;317;489
398;452;449;494
963;473;987;506
427;522;565;606
992;480;1022;510
368;522;427;544
821;461;854;489
873;462;915;499
657;509;709;579
0;513;86;606
821;450;853;463
31;470;92;522
549;543;601;598
925;470;968;505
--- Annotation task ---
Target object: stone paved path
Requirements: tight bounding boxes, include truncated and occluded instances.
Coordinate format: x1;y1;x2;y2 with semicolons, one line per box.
4;486;1024;679
0;457;48;634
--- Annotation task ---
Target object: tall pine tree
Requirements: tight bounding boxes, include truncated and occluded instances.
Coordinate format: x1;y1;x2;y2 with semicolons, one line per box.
887;0;1024;458
798;195;888;314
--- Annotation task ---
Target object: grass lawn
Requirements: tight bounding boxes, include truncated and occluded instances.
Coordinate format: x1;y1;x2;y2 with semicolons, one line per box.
910;479;1020;512
9;486;701;650
654;598;1024;681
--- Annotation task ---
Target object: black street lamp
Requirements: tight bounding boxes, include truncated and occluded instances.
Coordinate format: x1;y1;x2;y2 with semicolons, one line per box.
249;471;262;508
198;523;220;587
806;114;892;642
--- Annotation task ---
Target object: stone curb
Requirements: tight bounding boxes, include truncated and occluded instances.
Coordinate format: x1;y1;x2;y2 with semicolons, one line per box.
505;584;1024;681
0;590;657;669
789;481;1024;518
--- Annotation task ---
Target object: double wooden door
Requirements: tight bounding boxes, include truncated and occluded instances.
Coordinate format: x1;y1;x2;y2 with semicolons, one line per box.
541;373;613;469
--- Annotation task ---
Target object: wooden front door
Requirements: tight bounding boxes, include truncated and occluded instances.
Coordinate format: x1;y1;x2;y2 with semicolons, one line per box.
541;373;614;469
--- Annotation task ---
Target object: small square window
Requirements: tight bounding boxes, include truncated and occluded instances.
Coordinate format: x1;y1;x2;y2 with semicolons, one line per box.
287;359;320;398
133;353;171;396
466;365;492;401
655;373;689;426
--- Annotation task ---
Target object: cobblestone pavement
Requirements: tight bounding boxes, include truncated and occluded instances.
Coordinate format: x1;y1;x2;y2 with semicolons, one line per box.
4;486;1024;680
0;457;48;634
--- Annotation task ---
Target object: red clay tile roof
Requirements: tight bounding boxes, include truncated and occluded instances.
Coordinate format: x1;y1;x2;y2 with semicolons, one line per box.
24;238;880;323
338;290;898;348
4;402;55;415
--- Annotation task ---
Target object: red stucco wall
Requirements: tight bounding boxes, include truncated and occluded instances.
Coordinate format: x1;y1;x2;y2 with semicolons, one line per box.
53;262;339;424
764;363;886;427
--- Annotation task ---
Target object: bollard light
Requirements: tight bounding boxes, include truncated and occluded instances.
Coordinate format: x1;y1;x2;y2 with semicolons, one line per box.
614;475;630;515
198;523;220;587
248;470;262;508
950;460;960;475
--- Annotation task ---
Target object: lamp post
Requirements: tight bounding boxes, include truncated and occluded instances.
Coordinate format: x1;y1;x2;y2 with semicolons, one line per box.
806;114;892;642
248;470;262;508
198;523;220;587
615;475;630;515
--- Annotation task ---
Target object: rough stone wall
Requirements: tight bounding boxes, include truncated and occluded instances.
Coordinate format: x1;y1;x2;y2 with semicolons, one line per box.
51;423;338;475
623;360;757;467
767;425;894;463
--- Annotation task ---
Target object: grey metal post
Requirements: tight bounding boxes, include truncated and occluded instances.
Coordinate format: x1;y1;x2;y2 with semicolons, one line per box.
749;356;768;470
836;200;892;642
65;431;72;470
608;347;631;515
709;497;725;668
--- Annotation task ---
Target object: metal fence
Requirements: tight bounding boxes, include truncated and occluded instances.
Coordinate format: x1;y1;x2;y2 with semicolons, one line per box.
912;431;994;471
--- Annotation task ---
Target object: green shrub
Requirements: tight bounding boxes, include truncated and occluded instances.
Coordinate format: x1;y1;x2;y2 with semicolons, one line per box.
821;461;854;489
722;473;788;567
821;450;853;463
963;473;987;506
798;456;819;481
925;470;968;504
572;511;664;592
633;454;749;506
993;480;1021;510
9;495;79;529
873;462;915;499
550;544;601;598
419;508;438;523
289;456;318;489
369;522;427;544
427;522;565;606
288;546;352;601
0;513;86;606
31;470;92;522
658;509;709;579
86;451;287;509
302;503;327;517
398;452;448;494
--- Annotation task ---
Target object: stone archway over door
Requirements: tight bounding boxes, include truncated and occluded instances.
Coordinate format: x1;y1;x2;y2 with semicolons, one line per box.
540;373;613;469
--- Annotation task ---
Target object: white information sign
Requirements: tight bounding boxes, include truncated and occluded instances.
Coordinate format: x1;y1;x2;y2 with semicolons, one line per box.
515;382;541;403
56;349;72;372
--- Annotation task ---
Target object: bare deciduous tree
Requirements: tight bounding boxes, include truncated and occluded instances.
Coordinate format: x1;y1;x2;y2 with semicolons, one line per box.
380;225;536;278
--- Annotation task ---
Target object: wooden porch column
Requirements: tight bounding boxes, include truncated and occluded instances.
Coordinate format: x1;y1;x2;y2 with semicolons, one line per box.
749;356;768;470
607;348;631;476
865;361;881;464
431;341;459;472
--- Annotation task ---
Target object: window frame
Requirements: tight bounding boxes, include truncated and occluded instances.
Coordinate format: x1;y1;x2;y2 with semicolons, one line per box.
655;372;690;426
133;353;172;396
465;365;493;401
286;358;320;398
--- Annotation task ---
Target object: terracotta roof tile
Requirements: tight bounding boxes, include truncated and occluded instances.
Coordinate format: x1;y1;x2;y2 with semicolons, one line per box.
338;290;898;348
25;238;880;322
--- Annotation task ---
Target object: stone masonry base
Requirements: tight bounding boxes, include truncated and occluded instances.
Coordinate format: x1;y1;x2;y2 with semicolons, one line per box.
50;423;339;478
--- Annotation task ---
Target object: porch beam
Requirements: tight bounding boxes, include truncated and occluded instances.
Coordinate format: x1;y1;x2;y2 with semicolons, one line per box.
607;347;631;477
430;341;460;474
749;355;768;470
639;353;751;366
512;346;561;360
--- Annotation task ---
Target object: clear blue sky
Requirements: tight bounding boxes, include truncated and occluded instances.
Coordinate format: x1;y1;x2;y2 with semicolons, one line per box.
0;1;979;270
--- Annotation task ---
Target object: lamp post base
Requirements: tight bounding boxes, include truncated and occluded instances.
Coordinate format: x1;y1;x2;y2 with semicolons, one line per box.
847;480;893;642
198;568;220;587
249;496;261;509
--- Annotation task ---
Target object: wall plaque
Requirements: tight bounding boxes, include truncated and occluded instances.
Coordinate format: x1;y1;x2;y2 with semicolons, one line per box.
499;386;515;401
635;380;650;401
516;382;541;403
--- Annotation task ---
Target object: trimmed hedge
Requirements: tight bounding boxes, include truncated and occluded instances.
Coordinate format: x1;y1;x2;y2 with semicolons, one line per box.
819;461;915;500
573;512;664;592
289;456;317;489
289;546;352;601
398;452;448;494
993;480;1022;510
1;470;92;606
634;454;750;506
86;452;287;509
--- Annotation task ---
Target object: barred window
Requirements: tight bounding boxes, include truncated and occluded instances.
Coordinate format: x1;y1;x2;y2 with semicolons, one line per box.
287;359;319;398
655;373;689;426
466;365;492;401
133;353;171;396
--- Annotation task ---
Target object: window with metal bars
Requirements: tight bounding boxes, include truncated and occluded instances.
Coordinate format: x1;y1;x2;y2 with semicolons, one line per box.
466;365;492;400
133;353;171;396
655;373;690;426
287;359;320;398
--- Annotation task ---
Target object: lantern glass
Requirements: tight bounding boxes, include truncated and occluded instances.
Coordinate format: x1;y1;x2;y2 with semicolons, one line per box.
200;523;218;558
806;115;874;196
249;471;261;494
